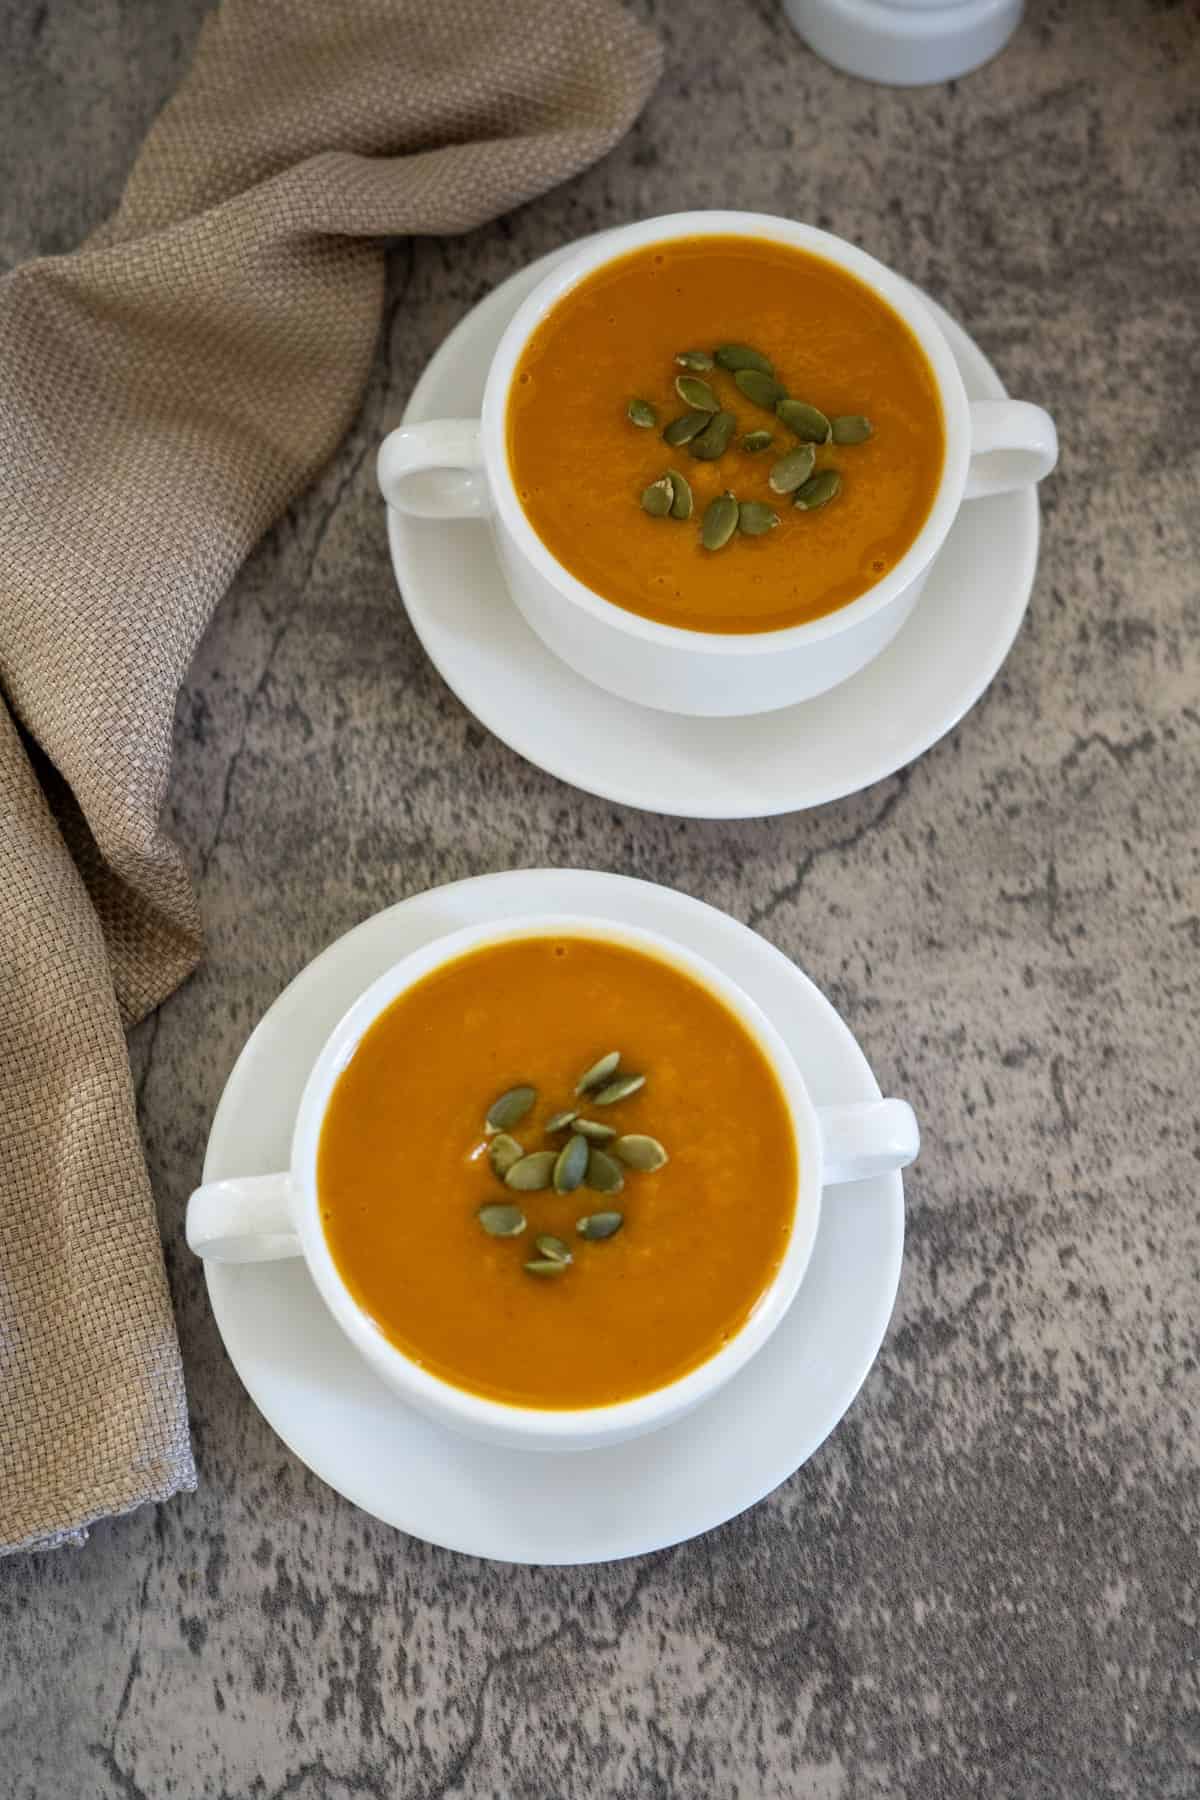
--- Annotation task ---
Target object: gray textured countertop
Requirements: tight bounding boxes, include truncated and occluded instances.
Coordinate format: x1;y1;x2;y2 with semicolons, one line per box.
2;3;1198;1796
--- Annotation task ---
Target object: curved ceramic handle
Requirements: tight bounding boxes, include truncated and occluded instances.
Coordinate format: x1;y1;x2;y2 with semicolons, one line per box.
376;420;490;519
186;1173;299;1263
816;1099;920;1186
965;400;1058;499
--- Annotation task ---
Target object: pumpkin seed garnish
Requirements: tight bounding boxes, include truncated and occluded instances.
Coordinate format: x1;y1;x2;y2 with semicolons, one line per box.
612;1134;669;1171
486;1085;536;1134
627;397;657;429
793;468;842;511
488;1133;525;1179
738;501;780;537
553;1132;589;1195
586;1148;626;1195
715;344;774;376
478;1202;526;1237
574;1118;617;1142
667;468;693;520
687;410;736;462
768;444;817;495
701;491;740;551
776;399;831;444
504;1149;557;1192
575;1051;620;1095
474;1054;676;1272
674;374;720;413
592;1072;646;1106
742;429;773;453
663;410;711;447
734;369;788;412
832;414;873;445
577;1211;624;1240
641;475;674;518
675;350;715;371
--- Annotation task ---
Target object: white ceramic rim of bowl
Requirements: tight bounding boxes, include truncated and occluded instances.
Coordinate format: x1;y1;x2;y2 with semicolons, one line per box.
483;208;968;659
389;246;1040;820
201;870;908;1561
290;911;824;1447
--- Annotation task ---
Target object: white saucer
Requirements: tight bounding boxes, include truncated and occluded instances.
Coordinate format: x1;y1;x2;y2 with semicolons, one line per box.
387;240;1039;819
202;871;905;1564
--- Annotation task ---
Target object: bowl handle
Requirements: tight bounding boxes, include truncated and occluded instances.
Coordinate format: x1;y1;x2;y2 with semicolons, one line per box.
377;420;491;519
965;400;1058;499
186;1173;300;1262
817;1099;920;1186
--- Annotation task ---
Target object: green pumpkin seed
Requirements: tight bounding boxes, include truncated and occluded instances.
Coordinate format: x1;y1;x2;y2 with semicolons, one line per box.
488;1133;525;1179
701;491;740;551
667;468;693;520
641;476;674;518
793;468;842;511
577;1211;624;1240
478;1203;526;1237
486;1085;536;1133
715;344;774;376
575;1051;620;1096
675;350;714;371
627;397;657;429
612;1134;669;1171
553;1132;589;1195
674;374;720;413
574;1118;617;1142
545;1109;578;1134
687;410;736;462
776;399;831;444
742;430;773;453
504;1149;557;1192
734;369;788;412
738;501;779;537
768;444;816;494
832;414;872;445
663;410;711;447
524;1258;568;1277
535;1233;573;1265
586;1148;626;1195
592;1072;646;1106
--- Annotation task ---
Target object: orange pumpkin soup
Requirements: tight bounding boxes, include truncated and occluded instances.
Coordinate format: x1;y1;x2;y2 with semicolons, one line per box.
507;234;944;634
318;935;797;1409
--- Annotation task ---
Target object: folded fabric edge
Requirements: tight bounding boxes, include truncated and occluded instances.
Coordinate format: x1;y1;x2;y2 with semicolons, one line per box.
1;1456;198;1559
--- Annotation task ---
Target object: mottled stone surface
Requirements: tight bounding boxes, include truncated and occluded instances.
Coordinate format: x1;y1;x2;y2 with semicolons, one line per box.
2;2;1198;1795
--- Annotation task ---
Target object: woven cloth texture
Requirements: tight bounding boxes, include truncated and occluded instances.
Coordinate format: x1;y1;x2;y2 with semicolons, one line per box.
0;0;660;1553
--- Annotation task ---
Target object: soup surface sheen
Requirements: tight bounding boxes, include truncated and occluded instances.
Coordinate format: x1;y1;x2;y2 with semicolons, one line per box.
319;935;797;1409
507;235;945;633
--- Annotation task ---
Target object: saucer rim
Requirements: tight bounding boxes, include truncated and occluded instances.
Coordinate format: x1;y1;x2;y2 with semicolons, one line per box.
388;236;1039;818
203;870;905;1563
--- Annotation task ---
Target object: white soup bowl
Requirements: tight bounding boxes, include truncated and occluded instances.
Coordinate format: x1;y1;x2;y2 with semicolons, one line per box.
187;914;919;1452
377;210;1057;717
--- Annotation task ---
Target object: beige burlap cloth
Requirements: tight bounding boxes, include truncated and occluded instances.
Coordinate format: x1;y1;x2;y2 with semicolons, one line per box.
0;0;660;1554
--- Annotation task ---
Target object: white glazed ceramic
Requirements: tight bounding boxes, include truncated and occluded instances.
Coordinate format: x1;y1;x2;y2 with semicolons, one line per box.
188;907;918;1455
377;210;1056;718
200;870;909;1561
385;240;1041;816
785;0;1024;86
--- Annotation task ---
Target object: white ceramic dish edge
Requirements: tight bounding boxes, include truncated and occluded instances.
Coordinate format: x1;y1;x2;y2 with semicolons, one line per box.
201;871;907;1563
386;242;1040;816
